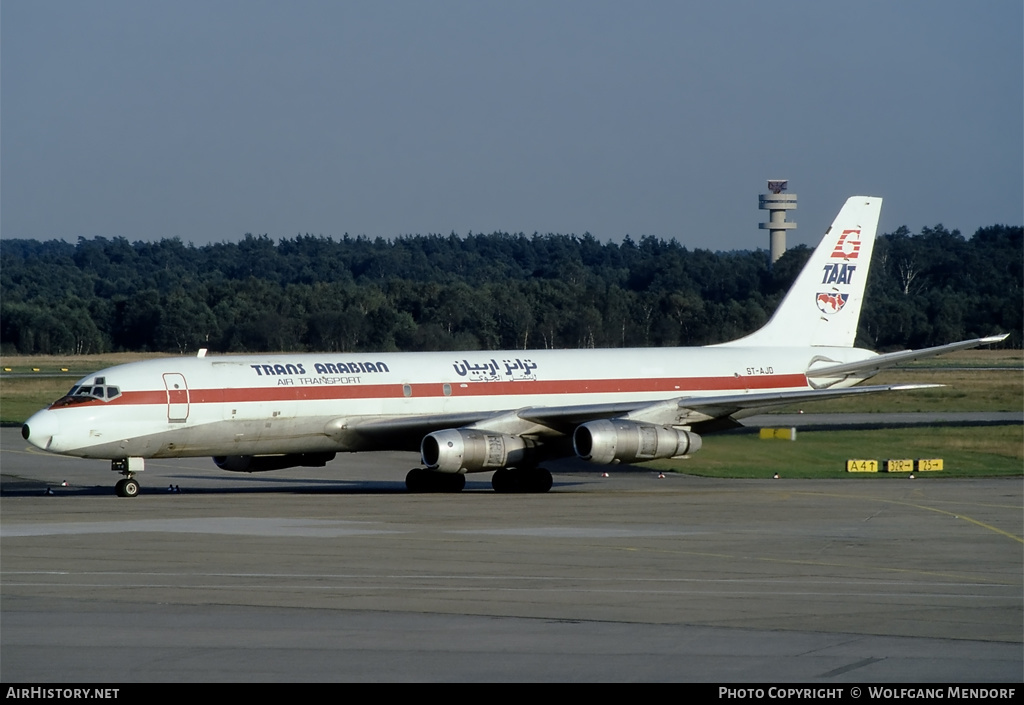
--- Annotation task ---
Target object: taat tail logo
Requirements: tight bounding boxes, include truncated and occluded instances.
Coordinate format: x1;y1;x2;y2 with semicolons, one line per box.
831;229;861;259
816;292;849;314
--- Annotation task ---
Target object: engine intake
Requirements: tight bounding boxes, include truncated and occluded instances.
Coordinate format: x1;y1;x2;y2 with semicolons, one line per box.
213;452;336;473
421;429;533;474
573;419;701;465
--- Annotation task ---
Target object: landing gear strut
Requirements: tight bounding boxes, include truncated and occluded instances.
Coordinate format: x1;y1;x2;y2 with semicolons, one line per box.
112;457;145;498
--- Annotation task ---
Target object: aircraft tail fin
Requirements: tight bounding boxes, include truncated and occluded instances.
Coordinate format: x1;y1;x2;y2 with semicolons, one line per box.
720;195;882;348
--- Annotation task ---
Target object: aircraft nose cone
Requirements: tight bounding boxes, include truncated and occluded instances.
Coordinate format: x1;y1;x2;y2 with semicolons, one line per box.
22;410;59;451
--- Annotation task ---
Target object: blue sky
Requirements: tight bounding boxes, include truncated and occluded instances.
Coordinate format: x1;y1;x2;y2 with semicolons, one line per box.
2;1;1021;250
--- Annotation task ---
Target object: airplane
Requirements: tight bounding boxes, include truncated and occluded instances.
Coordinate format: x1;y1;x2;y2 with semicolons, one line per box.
21;196;1007;497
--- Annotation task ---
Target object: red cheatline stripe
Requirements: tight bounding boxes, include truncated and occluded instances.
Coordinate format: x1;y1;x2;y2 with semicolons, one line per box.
58;373;809;409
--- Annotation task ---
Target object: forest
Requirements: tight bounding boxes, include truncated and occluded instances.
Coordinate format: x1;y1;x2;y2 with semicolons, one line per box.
1;224;1020;356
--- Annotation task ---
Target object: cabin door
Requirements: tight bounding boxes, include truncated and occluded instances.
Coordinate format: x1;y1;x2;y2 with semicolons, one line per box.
163;373;190;423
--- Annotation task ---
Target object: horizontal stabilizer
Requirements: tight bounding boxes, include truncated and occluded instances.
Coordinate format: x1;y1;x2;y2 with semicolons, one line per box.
808;334;1009;379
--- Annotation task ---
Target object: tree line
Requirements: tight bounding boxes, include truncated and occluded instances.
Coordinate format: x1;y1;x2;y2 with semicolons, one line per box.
1;224;1019;356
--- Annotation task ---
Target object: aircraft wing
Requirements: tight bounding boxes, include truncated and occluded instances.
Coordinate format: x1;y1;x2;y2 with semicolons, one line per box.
666;383;942;426
518;383;942;429
808;334;1009;382
341;410;514;450
345;402;655;447
347;382;943;445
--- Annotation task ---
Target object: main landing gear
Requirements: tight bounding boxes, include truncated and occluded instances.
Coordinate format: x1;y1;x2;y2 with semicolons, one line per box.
112;457;144;498
404;467;553;493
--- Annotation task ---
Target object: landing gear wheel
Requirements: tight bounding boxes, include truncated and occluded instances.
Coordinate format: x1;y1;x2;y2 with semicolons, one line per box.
528;467;553;493
491;468;515;493
444;473;466;493
115;478;140;498
112;458;144;498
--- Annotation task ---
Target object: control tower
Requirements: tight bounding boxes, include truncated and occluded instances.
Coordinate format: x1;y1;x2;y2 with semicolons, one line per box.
759;180;796;266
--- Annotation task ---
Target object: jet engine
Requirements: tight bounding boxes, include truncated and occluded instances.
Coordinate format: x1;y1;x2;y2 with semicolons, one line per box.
213;452;337;473
573;419;701;465
421;429;534;474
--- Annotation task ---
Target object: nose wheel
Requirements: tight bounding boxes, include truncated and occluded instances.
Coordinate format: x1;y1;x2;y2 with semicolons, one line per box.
111;457;145;498
115;478;140;497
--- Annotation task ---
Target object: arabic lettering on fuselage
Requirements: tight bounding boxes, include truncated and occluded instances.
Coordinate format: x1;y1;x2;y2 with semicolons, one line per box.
452;358;538;381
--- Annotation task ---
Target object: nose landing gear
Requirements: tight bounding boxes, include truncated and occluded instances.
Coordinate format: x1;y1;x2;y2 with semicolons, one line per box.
111;457;145;498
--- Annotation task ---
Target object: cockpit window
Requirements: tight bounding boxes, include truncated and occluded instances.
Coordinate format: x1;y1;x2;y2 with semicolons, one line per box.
49;381;121;407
